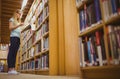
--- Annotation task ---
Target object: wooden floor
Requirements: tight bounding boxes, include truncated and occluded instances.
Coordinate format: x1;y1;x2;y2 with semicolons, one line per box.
0;73;80;79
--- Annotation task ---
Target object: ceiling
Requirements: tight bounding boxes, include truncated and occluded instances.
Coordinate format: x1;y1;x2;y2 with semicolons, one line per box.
0;0;33;44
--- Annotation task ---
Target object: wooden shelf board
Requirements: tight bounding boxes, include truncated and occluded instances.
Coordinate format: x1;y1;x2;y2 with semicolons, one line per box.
33;38;42;46
27;44;33;51
43;32;49;38
77;0;93;11
81;65;120;70
79;23;103;37
42;49;49;54
22;50;27;55
105;14;120;25
26;33;33;43
35;52;42;57
21;24;31;33
35;68;49;72
35;49;49;57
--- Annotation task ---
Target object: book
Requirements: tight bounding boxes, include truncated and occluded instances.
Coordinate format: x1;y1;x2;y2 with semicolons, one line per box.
94;0;102;22
107;25;120;65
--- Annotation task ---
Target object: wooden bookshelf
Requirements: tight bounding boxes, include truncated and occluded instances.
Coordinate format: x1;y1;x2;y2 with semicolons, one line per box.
76;0;120;79
17;0;59;75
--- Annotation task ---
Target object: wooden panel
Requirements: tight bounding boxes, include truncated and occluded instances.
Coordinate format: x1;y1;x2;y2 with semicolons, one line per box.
63;0;80;75
49;0;59;75
58;0;65;75
82;66;120;79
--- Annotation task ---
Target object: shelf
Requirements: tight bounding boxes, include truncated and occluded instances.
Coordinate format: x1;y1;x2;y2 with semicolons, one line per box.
105;14;120;25
21;69;49;72
35;14;49;32
79;22;103;37
28;56;34;60
35;68;49;72
33;38;42;46
21;24;31;33
26;33;33;43
35;49;49;57
43;32;49;38
22;50;27;55
27;44;33;51
81;65;120;70
77;0;93;11
36;9;43;19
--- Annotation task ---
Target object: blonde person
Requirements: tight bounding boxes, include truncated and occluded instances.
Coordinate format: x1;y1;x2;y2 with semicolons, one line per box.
7;9;24;74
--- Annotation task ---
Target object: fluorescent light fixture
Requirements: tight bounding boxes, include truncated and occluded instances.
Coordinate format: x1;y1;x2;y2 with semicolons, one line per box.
21;0;28;11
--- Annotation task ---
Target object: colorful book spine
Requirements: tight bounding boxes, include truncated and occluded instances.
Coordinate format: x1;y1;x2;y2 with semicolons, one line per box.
94;0;101;22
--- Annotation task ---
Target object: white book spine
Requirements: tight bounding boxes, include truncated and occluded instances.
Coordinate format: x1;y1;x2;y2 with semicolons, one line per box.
97;46;103;66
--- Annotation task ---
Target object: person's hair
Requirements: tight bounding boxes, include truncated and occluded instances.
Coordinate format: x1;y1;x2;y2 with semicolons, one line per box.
12;9;22;23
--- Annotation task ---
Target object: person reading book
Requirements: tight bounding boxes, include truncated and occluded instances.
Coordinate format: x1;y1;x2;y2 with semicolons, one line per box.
7;9;24;74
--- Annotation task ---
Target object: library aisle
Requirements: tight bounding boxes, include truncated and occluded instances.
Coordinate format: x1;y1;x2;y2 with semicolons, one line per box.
0;0;120;79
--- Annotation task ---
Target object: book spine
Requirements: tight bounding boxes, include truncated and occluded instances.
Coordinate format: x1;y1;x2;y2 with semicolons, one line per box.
97;46;103;66
111;0;117;14
94;0;101;22
87;40;92;66
95;31;103;66
84;4;88;28
79;11;83;31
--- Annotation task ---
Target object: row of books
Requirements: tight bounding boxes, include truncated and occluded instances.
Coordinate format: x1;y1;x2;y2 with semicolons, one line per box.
22;43;27;54
27;37;34;49
102;0;120;21
38;6;49;27
79;30;107;67
22;38;49;60
107;25;120;65
22;53;26;61
43;37;49;51
43;6;49;19
34;21;49;42
21;30;30;44
79;0;102;32
21;54;49;70
35;54;49;69
28;47;35;58
21;60;34;70
35;42;42;54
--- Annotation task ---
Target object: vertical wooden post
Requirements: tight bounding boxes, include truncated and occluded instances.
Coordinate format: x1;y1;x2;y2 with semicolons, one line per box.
49;0;59;75
57;0;65;75
63;0;80;76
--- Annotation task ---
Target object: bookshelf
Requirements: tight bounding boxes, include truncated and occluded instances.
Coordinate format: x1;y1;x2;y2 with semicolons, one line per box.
16;0;59;75
76;0;120;79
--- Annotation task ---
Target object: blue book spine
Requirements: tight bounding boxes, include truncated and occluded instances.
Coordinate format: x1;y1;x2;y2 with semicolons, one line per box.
87;41;92;63
81;10;85;30
111;0;117;14
79;11;83;31
84;4;88;28
94;0;101;22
